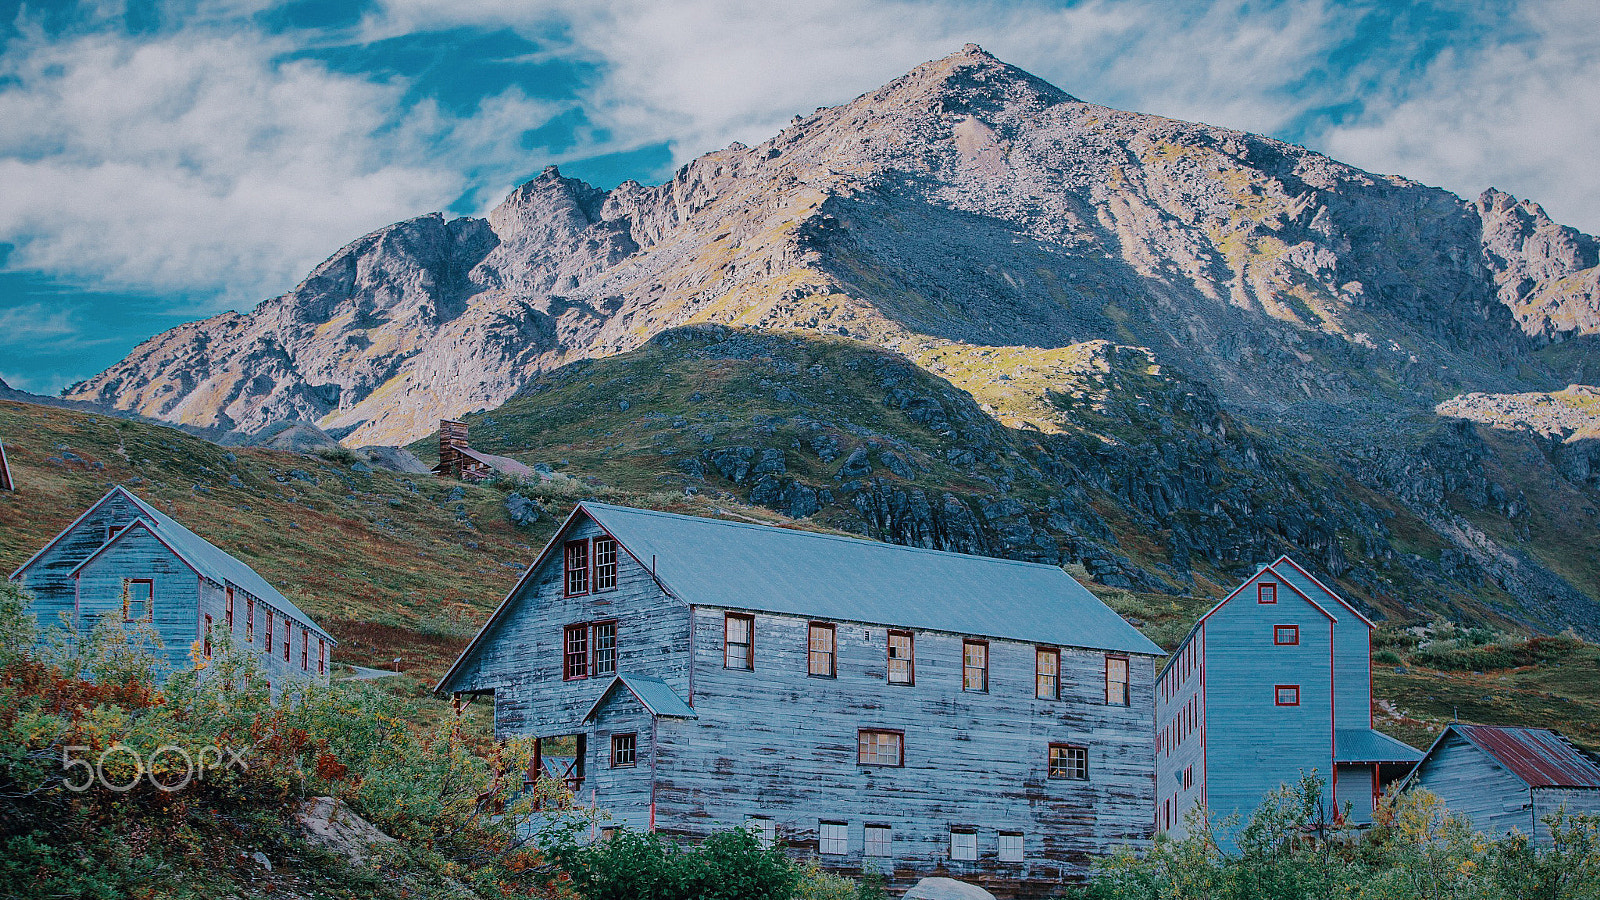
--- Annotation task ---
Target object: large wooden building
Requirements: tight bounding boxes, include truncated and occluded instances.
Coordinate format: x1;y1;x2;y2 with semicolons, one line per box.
1155;557;1420;841
1403;724;1600;846
9;485;334;685
438;502;1162;894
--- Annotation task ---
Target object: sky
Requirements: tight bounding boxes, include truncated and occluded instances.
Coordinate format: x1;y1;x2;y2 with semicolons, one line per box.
0;0;1596;396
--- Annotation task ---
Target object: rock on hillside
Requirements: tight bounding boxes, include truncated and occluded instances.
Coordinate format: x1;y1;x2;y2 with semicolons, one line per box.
67;45;1598;448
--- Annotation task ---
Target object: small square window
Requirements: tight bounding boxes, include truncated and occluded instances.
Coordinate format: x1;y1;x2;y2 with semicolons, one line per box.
610;733;636;768
819;821;848;856
1049;744;1088;780
1274;625;1299;646
858;729;903;767
998;832;1024;863
1275;685;1300;706
950;830;977;861
865;824;891;857
1258;582;1277;604
745;817;775;850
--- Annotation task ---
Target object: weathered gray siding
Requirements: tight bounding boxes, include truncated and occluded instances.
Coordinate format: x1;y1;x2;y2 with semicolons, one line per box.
647;606;1155;894
73;527;199;673
1410;733;1533;839
1335;764;1375;824
446;517;690;738
1201;571;1334;837
588;692;658;832
12;492;144;629
1155;627;1205;838
1532;788;1600;846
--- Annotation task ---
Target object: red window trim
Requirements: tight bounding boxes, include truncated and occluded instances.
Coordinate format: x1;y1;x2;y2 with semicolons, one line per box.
807;622;837;678
724;613;754;670
1105;654;1131;707
1275;684;1300;706
564;622;591;680
887;629;915;686
1258;582;1277;604
610;732;637;768
857;728;905;767
123;578;154;622
1036;646;1061;700
564;540;591;597
591;619;619;676
203;614;213;657
1274;624;1299;646
592;535;620;593
225;586;234;628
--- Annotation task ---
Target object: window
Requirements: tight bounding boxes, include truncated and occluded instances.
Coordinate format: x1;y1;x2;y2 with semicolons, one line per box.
264;608;273;650
245;597;254;642
819;822;848;856
564;624;590;680
318;639;326;676
950;829;977;861
123;579;153;622
1105;655;1130;706
808;623;836;677
1036;647;1060;699
106;523;126;541
283;623;290;662
610;733;636;768
593;537;618;591
1275;684;1300;706
858;729;904;767
593;621;617;676
1274;625;1299;646
887;630;914;685
998;832;1024;863
1183;765;1194;790
225;587;234;629
963;640;988;692
564;540;590;596
725;614;753;669
1049;744;1089;780
746;817;775;850
1258;582;1277;604
203;615;213;657
301;628;309;670
865;824;891;857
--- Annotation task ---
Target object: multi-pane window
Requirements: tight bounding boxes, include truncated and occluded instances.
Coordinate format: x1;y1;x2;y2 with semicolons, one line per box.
950;830;977;861
725;614;753;669
564;623;590;680
1258;582;1277;604
610;733;636;767
565;540;590;596
318;639;326;676
865;824;891;857
301;628;309;670
963;640;988;692
1105;655;1130;706
264;608;273;651
593;622;618;676
998;832;1024;863
225;587;234;629
1275;684;1300;706
245;597;254;642
887;630;914;685
123;579;153;622
808;623;836;677
1049;744;1089;780
593;537;619;591
1274;625;1299;645
746;817;776;850
283;622;290;662
1036;647;1060;699
819;822;848;856
858;729;903;767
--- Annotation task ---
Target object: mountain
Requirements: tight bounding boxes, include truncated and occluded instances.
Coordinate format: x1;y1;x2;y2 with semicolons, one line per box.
65;45;1600;634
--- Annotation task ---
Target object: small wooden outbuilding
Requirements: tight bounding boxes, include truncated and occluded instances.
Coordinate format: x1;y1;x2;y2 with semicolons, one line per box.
433;419;533;481
0;438;13;490
1403;724;1600;846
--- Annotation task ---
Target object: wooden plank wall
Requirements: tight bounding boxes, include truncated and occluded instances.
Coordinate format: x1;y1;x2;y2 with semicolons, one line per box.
12;493;144;631
1156;627;1205;838
588;695;658;832
1532;787;1600;847
1410;734;1532;839
73;527;199;673
650;606;1156;896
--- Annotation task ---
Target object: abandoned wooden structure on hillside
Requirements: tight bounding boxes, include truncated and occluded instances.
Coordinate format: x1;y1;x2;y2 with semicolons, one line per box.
1402;723;1600;846
438;501;1163;896
1155;557;1421;842
433;419;533;481
9;485;335;685
0;437;12;490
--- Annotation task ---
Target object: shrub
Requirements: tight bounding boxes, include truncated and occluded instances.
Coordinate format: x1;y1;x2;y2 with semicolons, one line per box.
547;826;801;900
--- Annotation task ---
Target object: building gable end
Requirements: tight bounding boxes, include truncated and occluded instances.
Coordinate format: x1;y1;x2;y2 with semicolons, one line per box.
10;485;145;580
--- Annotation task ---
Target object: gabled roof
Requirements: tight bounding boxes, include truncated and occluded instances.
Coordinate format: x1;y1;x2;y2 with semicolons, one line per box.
1271;555;1377;629
1158;559;1337;681
583;675;698;721
1429;724;1600;789
1335;727;1422;764
13;486;333;643
583;501;1162;655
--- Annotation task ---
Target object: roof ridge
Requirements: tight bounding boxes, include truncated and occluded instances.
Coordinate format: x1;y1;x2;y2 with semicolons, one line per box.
581;501;1068;572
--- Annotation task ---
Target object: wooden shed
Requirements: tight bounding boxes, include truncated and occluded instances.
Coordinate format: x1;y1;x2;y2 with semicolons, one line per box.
438;501;1163;897
1403;724;1600;846
433;419;534;481
0;438;12;491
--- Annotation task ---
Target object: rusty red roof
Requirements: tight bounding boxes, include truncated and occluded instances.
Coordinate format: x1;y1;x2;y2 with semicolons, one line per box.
1454;724;1600;788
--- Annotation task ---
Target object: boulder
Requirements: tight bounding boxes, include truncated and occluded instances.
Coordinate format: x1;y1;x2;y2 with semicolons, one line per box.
295;796;397;866
903;877;997;900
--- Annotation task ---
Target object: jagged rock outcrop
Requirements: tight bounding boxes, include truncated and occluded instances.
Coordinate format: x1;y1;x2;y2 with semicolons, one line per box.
1476;189;1600;342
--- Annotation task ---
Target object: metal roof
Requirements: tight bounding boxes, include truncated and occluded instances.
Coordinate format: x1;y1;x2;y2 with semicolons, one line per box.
1453;724;1600;788
583;674;698;721
582;502;1162;655
456;447;534;478
1336;727;1423;763
27;486;333;642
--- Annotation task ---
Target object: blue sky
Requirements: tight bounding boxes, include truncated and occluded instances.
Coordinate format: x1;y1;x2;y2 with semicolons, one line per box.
1;0;1596;395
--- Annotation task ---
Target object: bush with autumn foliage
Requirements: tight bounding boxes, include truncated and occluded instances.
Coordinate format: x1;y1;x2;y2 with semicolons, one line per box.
0;580;571;899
